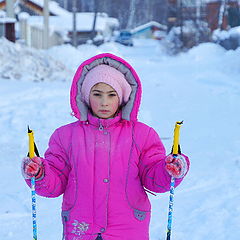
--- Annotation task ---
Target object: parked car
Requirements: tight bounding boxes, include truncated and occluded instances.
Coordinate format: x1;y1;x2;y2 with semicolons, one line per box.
115;30;133;46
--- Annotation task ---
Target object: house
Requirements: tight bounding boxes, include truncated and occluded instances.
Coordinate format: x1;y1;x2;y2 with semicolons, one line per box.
166;0;240;32
21;12;119;48
131;21;167;40
206;0;228;31
0;0;119;48
0;0;70;16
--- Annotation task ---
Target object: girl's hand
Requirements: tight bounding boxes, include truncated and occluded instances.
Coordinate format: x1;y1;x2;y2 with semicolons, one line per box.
165;154;188;178
22;157;44;179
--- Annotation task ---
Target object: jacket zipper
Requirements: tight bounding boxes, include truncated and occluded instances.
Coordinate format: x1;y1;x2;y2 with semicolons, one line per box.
98;120;104;131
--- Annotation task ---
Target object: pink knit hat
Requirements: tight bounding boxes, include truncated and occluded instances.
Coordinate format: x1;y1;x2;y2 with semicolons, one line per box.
81;64;132;105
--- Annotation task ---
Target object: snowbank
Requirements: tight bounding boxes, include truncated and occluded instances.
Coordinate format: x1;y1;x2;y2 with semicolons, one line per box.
0;38;72;82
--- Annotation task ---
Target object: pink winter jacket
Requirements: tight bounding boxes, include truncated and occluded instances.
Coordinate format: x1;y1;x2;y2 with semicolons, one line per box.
25;53;189;240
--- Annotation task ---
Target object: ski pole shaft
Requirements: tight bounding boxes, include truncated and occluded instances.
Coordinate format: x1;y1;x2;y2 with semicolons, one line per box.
28;126;37;240
166;121;183;240
166;177;175;240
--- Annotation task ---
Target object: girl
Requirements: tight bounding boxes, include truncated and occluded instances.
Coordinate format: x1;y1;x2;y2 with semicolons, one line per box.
22;53;190;240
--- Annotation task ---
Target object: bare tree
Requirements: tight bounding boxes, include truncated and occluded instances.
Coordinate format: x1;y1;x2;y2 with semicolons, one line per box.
72;0;77;47
127;0;137;29
218;0;226;30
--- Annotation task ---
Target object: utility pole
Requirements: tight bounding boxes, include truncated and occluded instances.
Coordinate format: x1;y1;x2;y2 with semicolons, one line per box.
63;0;68;10
72;0;77;47
6;0;15;18
43;0;49;49
91;0;98;40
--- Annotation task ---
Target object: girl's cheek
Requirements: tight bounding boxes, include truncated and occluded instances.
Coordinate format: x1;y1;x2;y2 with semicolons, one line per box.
90;98;99;110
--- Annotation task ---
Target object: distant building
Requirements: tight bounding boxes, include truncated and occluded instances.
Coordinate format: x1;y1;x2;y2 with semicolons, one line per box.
24;12;119;47
131;21;167;40
0;0;119;48
0;0;70;16
166;0;240;32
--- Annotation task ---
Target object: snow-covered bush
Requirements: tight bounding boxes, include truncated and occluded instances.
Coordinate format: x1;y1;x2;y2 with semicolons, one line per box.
163;20;211;55
212;26;240;50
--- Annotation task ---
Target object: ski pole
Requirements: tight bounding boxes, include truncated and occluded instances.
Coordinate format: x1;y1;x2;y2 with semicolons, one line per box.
166;121;183;240
28;126;38;240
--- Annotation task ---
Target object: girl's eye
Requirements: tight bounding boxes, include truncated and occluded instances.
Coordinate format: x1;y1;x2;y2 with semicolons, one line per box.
109;93;117;97
93;93;101;96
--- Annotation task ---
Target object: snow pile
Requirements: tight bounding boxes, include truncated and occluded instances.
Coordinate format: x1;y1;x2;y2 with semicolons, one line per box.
0;38;72;82
213;26;240;41
0;39;240;240
212;26;240;50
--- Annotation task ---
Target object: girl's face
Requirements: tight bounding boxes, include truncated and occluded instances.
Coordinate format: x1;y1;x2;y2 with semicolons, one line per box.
89;83;120;119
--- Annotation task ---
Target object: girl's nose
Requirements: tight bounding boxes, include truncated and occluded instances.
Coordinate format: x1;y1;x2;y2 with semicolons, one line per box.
101;97;108;106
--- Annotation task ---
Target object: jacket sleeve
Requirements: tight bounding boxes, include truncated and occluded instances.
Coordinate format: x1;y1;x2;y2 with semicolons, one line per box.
138;127;189;193
25;129;70;198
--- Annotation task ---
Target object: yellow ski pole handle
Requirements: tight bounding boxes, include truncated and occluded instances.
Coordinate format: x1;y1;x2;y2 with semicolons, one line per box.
172;121;183;155
28;126;35;159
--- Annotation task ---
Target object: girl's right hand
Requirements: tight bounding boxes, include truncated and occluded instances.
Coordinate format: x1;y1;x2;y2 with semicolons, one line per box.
22;157;44;179
165;154;188;178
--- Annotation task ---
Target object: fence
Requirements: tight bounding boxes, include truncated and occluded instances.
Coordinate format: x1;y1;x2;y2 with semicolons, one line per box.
19;17;64;49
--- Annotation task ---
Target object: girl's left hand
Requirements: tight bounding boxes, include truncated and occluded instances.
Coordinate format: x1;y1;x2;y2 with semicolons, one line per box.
165;154;188;178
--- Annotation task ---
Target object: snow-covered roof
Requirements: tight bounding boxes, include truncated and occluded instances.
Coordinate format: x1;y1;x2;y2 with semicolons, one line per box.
0;17;16;23
131;21;167;34
25;0;70;16
27;12;119;32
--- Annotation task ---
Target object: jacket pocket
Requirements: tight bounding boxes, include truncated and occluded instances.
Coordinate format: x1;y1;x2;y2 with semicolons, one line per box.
62;177;77;211
126;165;151;221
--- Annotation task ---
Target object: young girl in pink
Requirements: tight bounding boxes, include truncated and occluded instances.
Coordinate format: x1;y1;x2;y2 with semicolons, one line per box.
22;53;190;240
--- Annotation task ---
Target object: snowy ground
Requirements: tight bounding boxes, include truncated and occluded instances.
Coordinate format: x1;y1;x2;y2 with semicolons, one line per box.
0;38;240;240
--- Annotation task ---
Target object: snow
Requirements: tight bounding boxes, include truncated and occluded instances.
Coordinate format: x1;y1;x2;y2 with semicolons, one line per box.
27;12;119;33
0;17;16;23
0;38;240;240
213;26;240;41
29;0;70;16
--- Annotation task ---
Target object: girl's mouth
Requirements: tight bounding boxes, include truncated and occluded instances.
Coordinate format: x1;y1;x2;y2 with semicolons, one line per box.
99;110;110;113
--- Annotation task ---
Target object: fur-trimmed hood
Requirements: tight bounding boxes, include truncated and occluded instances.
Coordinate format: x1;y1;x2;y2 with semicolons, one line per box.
70;53;142;121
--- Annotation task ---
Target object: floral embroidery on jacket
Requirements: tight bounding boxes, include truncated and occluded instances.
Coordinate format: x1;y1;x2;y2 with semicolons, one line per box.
71;220;89;238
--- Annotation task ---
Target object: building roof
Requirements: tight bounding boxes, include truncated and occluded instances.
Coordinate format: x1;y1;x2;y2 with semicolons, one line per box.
0;0;70;16
26;12;119;33
131;21;167;34
27;0;70;16
0;17;16;23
